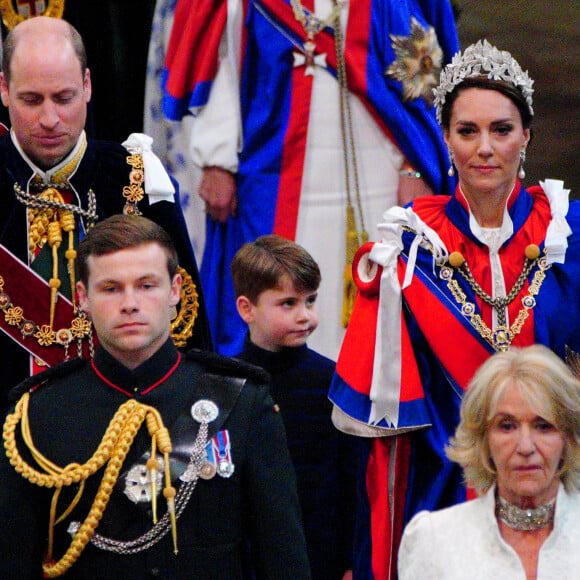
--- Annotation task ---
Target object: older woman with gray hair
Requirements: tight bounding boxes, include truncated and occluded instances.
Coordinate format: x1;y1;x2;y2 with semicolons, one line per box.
398;344;580;579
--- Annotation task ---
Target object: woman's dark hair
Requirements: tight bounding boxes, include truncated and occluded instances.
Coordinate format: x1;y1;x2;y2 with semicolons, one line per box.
440;77;533;131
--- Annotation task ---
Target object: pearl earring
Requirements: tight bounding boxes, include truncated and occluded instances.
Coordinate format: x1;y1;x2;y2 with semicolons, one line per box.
518;149;526;180
448;150;455;177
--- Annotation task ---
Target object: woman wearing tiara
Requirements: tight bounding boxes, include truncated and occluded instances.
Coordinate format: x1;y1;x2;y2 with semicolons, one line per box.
328;40;580;579
398;345;580;579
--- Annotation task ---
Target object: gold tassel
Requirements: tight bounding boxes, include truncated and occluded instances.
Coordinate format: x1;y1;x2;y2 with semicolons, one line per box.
60;209;77;309
147;442;159;524
342;205;359;327
47;220;63;330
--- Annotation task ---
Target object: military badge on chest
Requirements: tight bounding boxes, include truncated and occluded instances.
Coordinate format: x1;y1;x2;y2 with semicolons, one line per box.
124;457;165;503
122;399;235;505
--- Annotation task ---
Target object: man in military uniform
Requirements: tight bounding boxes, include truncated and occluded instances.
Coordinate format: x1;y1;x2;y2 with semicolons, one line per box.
0;214;310;578
0;16;211;414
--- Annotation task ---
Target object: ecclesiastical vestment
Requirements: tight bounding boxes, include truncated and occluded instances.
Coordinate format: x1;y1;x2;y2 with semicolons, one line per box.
162;0;459;358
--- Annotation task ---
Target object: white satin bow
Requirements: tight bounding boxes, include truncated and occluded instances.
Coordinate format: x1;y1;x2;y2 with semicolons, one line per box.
122;133;175;205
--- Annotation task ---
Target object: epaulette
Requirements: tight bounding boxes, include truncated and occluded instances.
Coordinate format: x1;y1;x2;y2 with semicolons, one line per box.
8;357;87;402
185;348;270;385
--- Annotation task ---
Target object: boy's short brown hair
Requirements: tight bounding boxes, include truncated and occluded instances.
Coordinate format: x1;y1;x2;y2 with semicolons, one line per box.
231;235;321;303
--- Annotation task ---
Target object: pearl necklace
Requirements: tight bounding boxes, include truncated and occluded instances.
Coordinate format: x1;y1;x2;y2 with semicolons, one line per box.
496;495;556;531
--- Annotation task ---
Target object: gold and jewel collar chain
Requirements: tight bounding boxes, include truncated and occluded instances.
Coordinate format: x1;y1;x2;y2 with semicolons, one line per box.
170;266;199;348
121;152;199;346
122;153;146;215
3;396;180;578
496;494;555;531
439;245;550;351
0;273;92;357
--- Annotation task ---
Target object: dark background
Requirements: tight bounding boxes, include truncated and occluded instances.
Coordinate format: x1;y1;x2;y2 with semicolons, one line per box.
455;0;579;196
1;0;577;195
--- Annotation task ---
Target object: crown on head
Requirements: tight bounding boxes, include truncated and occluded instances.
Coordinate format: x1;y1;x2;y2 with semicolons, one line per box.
433;39;534;124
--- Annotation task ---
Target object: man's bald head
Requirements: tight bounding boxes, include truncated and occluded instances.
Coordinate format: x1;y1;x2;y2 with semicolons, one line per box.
2;16;87;84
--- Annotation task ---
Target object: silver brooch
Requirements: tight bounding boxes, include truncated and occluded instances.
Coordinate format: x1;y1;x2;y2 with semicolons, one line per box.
191;400;219;424
124;457;164;504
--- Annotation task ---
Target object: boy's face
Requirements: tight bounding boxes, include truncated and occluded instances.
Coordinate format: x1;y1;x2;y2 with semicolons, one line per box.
237;275;319;352
77;242;181;369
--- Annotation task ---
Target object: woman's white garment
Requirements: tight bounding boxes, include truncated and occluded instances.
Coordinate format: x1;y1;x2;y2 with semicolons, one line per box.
398;484;580;580
191;0;402;360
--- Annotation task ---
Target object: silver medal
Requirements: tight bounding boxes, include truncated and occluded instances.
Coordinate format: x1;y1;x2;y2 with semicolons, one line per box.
191;400;219;424
217;458;235;478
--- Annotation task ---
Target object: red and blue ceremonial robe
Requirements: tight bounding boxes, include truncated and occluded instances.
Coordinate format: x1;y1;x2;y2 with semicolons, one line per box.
329;180;580;579
161;0;459;355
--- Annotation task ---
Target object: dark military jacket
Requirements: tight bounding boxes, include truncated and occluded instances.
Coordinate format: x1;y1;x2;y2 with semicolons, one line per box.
0;340;310;578
0;135;212;414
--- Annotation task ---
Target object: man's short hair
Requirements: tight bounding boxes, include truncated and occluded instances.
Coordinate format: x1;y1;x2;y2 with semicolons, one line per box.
77;215;178;285
231;234;321;303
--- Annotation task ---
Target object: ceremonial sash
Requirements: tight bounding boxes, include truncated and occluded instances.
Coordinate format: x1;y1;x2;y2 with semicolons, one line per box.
257;0;395;140
0;245;92;366
250;0;458;194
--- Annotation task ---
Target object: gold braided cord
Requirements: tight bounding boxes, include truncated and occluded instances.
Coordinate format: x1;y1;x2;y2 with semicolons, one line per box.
3;395;177;577
27;187;80;331
61;210;77;309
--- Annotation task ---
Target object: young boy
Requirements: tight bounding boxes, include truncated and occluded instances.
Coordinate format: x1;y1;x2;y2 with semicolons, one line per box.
231;235;356;580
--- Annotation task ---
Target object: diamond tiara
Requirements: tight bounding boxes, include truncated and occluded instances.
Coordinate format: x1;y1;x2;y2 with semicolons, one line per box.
433;39;534;124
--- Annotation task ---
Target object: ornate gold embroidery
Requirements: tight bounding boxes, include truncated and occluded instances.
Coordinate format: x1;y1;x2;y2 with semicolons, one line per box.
0;0;65;30
0;275;92;356
122;154;145;214
170;267;199;348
